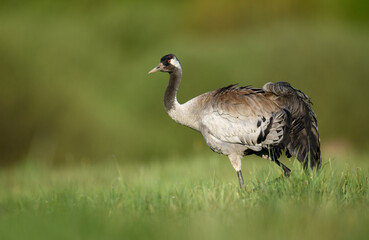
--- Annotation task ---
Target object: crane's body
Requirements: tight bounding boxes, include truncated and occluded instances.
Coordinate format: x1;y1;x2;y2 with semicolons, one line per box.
149;54;321;188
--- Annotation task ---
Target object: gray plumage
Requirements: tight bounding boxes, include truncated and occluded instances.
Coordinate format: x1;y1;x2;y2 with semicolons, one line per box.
149;54;321;188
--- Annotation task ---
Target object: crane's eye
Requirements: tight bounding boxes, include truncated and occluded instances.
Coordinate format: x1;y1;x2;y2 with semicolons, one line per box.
168;59;171;64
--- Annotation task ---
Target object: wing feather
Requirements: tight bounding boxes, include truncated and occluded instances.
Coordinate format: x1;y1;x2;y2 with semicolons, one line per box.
201;86;290;150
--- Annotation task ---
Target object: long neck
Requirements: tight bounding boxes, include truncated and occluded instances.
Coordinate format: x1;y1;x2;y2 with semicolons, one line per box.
163;68;200;131
164;69;182;112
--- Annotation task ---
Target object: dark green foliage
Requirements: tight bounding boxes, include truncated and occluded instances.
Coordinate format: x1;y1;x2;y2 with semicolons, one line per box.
0;1;368;164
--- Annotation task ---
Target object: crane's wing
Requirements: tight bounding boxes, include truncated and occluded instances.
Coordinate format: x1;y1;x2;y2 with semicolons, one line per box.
201;85;290;151
262;81;321;167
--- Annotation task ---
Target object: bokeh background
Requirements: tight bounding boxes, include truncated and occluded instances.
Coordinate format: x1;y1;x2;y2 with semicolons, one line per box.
1;0;368;166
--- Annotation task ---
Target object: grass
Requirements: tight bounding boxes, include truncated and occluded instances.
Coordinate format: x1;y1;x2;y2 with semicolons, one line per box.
1;154;368;240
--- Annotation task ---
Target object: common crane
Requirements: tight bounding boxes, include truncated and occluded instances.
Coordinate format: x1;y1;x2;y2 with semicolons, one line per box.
149;54;321;188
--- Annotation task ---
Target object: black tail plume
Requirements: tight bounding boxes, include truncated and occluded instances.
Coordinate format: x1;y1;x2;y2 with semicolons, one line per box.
263;82;321;168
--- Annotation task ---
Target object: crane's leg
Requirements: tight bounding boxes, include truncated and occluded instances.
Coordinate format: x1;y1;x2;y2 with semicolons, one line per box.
237;171;245;189
270;155;291;177
228;154;244;188
258;151;291;177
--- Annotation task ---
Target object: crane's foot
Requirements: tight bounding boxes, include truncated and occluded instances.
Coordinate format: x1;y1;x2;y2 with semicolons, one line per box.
237;170;245;189
251;173;290;192
283;168;291;177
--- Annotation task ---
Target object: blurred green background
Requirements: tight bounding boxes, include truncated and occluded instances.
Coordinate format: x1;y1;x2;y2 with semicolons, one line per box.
1;0;368;165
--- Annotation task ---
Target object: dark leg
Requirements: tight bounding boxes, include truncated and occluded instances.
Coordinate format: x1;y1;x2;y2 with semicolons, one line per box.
237;170;245;188
228;155;245;189
256;150;291;177
270;157;291;177
250;158;291;192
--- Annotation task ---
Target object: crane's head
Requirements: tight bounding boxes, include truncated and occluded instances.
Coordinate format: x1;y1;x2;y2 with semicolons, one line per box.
148;54;181;74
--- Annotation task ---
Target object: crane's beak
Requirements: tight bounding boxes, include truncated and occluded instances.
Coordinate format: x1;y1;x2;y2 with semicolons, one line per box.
148;63;162;74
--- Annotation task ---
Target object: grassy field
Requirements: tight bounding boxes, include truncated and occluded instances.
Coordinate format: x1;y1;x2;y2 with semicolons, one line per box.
1;1;368;239
1;154;368;240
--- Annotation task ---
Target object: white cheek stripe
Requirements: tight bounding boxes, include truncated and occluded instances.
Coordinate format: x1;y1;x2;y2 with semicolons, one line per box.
170;58;181;68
